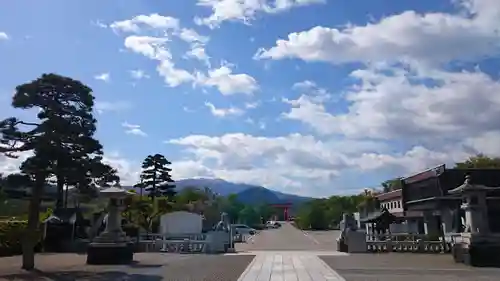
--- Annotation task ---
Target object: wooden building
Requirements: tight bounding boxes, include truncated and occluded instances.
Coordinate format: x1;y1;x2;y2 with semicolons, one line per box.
402;164;500;236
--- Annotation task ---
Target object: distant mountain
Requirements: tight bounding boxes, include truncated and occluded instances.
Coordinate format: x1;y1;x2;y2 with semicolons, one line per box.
123;178;314;206
174;178;251;196
235;186;281;205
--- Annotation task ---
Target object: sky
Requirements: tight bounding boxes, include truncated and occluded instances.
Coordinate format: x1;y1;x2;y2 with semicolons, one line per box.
1;0;500;198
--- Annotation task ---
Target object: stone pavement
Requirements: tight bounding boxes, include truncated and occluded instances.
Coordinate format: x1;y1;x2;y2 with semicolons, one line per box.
237;223;338;252
0;253;255;281
321;253;500;281
2;224;500;280
236;252;347;281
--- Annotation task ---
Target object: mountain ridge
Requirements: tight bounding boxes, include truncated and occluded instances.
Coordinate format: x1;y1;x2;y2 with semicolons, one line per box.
123;178;313;205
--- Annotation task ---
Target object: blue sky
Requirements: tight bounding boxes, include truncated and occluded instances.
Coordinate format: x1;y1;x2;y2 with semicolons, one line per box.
1;0;500;197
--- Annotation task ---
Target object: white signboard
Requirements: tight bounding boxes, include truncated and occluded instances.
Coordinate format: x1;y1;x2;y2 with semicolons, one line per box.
160;211;203;234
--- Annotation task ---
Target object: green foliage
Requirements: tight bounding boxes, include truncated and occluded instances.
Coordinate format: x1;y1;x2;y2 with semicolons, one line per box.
381;178;402;192
295;194;368;230
455;154;500;169
138;154;176;202
221;194;245;223
0;220;27;256
238;205;260;225
123;195;172;233
175;186;209;205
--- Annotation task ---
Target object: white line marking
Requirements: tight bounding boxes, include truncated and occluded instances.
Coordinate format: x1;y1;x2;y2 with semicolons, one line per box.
301;231;320;245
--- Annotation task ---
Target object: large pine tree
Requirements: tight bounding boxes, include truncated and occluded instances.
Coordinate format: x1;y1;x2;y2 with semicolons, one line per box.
0;73;108;269
138;154;176;202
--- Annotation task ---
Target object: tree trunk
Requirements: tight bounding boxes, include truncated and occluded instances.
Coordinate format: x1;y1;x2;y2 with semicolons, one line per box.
55;175;64;210
64;184;69;208
22;174;45;270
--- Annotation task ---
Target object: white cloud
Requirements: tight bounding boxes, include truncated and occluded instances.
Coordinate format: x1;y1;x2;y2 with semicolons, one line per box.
177;28;209;44
164;133;482;196
194;0;326;28
111;14;260;94
255;0;500;65
283;65;500;141
185;46;211;66
245;101;260;109
196;65;259;95
110;13;180;33
291;80;331;102
95;101;132;114
94;73;111;82
205;102;244;117
130;69;150;80
123;35;195;87
0;32;9;40
91;20;108;29
122;122;148;137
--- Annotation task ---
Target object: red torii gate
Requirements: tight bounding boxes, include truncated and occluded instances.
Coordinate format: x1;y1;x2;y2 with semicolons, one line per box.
269;203;293;221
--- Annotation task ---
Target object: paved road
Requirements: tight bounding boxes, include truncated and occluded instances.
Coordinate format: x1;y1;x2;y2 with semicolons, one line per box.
0;253;255;281
237;222;340;252
321;254;500;281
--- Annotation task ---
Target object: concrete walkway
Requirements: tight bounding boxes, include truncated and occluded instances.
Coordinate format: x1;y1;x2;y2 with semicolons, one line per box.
237;253;346;281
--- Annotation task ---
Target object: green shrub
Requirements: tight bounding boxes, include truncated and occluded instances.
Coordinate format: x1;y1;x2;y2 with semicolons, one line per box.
123;223;139;238
0;220;27;256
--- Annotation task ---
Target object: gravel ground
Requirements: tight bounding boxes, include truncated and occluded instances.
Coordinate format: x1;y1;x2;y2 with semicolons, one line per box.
320;253;500;281
0;253;256;281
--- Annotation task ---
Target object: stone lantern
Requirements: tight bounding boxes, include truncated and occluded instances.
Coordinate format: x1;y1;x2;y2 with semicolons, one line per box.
448;175;500;267
86;186;135;265
448;175;492;234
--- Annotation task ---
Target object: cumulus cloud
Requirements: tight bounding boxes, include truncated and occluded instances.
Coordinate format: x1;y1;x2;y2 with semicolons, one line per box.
94;72;111;82
110;14;258;93
122;122;148;137
161;132;496;196
196;65;259;95
95;101;132;114
130;69;150;80
0;32;9;40
205;102;244;117
255;0;500;65
194;0;325;28
110;13;180;33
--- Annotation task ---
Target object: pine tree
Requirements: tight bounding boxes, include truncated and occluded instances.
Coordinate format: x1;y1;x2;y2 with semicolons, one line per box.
138;154;176;203
0;73;105;270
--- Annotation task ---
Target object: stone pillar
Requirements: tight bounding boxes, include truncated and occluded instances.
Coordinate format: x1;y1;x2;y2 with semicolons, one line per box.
424;211;438;236
440;208;454;234
103;198;124;235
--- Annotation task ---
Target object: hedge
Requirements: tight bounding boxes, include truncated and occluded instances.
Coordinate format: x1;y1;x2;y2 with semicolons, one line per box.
0;220;26;256
0;220;42;257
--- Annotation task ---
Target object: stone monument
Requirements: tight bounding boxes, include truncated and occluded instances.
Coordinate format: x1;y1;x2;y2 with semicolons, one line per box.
205;212;234;253
449;175;500;267
86;186;134;265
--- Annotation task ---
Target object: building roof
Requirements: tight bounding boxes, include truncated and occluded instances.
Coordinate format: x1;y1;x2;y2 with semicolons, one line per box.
376;189;402;202
448;175;500;194
360;208;400;223
402;164;445;185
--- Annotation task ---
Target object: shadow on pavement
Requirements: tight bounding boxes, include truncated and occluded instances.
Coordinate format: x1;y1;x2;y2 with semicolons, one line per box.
0;270;162;281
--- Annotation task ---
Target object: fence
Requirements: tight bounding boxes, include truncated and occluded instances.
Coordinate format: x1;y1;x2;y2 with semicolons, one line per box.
364;233;452;253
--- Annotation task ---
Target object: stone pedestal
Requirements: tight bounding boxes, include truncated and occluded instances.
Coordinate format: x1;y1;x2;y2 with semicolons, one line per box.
86;187;134;265
87;242;134;265
452;233;500;267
